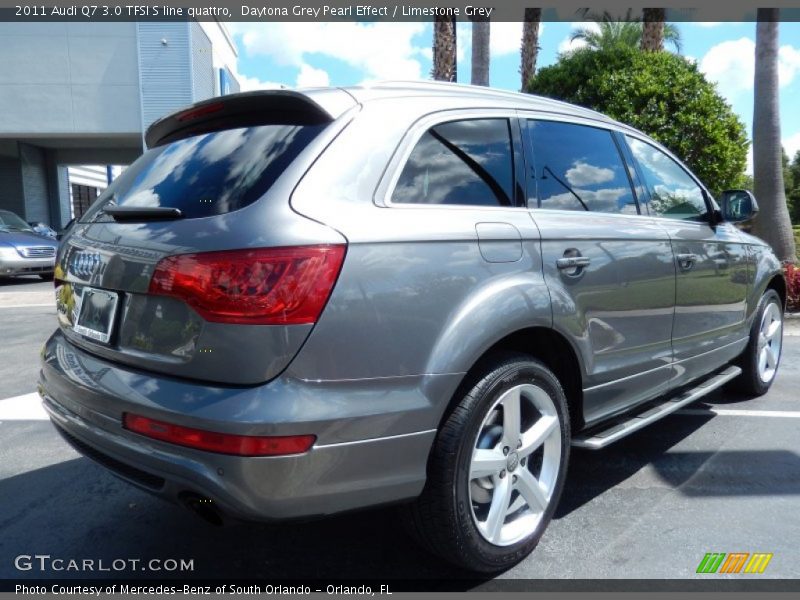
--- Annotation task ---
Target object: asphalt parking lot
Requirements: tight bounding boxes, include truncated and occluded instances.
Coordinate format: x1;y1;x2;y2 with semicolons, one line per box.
1;276;799;583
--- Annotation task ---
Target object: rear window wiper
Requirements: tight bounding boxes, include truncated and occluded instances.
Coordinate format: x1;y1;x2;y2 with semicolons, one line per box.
103;206;184;221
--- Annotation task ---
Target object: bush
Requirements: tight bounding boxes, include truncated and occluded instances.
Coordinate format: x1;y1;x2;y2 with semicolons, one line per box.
528;47;749;196
787;263;800;312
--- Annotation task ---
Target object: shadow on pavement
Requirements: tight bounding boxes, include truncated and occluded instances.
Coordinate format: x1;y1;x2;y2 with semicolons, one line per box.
0;457;477;584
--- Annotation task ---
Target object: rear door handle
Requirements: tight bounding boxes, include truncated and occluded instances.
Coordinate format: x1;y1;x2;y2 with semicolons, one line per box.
676;253;698;270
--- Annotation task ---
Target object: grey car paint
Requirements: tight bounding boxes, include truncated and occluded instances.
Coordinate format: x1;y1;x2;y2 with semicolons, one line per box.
39;82;785;522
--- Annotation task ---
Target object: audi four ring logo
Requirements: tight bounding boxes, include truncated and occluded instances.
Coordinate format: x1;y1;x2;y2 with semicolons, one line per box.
70;251;102;279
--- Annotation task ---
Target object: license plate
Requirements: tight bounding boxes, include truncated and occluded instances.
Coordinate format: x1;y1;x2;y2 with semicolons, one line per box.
73;287;119;344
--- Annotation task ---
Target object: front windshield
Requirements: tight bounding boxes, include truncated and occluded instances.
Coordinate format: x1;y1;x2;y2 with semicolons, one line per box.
0;210;34;232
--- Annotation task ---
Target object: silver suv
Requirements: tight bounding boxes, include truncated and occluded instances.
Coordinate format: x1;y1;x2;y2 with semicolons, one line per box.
40;82;785;572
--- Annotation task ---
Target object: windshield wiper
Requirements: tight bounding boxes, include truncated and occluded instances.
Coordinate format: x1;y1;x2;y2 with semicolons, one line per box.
103;206;184;221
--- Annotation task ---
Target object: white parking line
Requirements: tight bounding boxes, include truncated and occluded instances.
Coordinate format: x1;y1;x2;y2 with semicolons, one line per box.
0;392;48;421
677;408;800;418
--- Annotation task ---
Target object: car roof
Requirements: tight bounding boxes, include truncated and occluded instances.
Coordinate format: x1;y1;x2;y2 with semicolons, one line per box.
146;81;640;149
301;80;630;131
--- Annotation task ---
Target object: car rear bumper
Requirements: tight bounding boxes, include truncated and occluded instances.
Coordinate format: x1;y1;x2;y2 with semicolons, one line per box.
0;256;54;276
38;330;453;521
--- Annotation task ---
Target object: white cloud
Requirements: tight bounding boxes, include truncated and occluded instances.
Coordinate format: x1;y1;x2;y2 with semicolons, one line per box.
693;22;723;28
700;38;800;101
565;161;615;186
490;22;541;57
779;45;800;87
296;63;330;87
785;131;800;160
699;38;755;98
746;144;754;176
229;22;428;82
236;73;286;91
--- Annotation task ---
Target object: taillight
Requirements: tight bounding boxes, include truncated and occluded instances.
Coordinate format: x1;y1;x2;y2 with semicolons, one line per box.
148;245;345;325
123;413;316;457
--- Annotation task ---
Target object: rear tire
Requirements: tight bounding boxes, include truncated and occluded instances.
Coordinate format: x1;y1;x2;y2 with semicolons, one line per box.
735;289;783;397
404;353;570;573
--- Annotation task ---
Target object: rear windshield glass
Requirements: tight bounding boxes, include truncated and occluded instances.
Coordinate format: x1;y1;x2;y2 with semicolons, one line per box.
81;124;326;221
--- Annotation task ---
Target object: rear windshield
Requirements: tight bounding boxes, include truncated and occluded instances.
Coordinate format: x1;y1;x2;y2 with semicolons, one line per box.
81;124;326;221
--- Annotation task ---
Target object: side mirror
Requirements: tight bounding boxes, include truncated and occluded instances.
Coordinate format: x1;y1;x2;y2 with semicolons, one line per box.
719;190;759;223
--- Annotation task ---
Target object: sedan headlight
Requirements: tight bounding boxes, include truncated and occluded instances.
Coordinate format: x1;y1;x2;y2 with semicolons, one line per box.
0;246;20;260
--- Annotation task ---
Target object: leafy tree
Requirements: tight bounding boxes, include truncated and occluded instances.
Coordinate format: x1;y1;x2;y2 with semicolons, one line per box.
528;46;748;195
570;11;682;53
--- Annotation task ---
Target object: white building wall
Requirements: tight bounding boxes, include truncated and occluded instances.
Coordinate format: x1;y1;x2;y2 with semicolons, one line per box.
0;22;141;135
198;21;240;95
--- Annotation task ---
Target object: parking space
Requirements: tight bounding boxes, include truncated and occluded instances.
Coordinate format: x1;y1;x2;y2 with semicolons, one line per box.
1;278;799;581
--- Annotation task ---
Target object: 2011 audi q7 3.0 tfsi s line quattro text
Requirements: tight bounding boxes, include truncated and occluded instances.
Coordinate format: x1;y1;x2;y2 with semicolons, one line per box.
40;82;785;572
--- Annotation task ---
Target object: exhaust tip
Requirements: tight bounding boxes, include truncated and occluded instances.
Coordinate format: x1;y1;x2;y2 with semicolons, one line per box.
179;492;224;527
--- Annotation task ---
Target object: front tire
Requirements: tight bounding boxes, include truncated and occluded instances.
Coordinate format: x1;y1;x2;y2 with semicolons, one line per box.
405;353;570;572
735;289;783;396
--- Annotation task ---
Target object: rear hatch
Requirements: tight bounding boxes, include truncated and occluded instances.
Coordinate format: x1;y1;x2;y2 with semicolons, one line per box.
55;90;355;385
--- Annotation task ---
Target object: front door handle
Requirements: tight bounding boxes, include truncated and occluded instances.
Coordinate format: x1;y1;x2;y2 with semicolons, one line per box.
676;253;698;271
556;256;591;270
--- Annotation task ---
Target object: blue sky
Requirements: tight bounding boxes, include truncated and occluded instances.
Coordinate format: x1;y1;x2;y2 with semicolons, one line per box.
228;21;800;170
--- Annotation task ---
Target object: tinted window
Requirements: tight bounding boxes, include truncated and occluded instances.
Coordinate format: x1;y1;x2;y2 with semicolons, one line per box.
392;119;514;206
626;136;707;220
526;121;637;214
81;124;325;221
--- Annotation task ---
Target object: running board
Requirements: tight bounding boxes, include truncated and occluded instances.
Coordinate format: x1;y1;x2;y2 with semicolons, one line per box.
572;365;742;450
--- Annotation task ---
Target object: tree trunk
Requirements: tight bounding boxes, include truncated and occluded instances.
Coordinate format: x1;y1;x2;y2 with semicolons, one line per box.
641;8;665;52
471;17;490;86
432;16;457;82
520;8;541;91
752;9;797;262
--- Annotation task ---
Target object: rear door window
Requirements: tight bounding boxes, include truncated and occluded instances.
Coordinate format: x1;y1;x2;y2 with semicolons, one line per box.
81;124;326;221
391;119;515;207
525;120;638;214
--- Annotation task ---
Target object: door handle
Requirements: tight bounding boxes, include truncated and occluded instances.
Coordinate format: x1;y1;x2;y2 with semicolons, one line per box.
676;253;698;271
557;256;591;270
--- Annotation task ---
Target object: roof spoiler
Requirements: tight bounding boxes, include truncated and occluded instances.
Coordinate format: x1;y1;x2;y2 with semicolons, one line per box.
144;90;336;148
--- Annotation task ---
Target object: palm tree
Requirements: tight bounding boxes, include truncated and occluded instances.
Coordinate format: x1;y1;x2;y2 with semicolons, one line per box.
641;8;666;52
432;15;457;82
520;8;542;91
471;15;490;86
752;9;797;262
570;11;682;53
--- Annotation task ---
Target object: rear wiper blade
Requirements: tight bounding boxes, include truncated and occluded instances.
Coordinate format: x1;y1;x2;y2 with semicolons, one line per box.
103;206;183;221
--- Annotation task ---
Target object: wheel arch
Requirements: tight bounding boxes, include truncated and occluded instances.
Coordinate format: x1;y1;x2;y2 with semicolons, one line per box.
766;273;787;310
435;327;586;436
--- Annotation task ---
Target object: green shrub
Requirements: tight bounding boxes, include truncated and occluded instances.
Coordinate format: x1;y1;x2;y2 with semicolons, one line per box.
528;47;749;196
